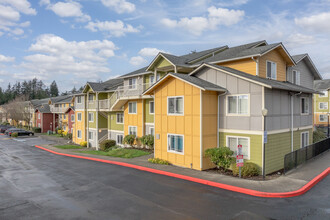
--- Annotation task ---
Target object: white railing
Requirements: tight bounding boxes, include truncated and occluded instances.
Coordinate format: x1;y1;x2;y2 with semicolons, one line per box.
50;106;68;113
99;134;108;143
99;99;110;110
87;100;96;109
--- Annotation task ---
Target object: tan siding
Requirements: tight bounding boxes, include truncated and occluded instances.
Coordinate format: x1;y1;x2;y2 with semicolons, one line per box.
259;49;287;81
217;58;256;76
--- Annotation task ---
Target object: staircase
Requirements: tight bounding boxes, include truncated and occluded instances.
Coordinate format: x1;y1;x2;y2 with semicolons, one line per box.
99;133;108;143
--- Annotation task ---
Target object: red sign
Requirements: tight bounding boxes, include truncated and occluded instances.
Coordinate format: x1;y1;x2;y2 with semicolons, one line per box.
236;155;243;159
236;145;244;167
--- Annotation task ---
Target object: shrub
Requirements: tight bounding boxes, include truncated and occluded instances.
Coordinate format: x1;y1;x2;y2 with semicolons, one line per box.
148;158;170;165
100;139;116;151
123;135;136;147
63;131;68;136
58;129;63;135
33;127;41;133
80;141;87;147
67;133;72;139
205;147;234;171
232;162;260;177
140;135;154;149
11;132;18;138
313;128;326;143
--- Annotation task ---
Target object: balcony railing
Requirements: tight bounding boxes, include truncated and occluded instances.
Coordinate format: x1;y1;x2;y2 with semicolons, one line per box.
50;106;68;113
99;99;110;110
87;100;97;109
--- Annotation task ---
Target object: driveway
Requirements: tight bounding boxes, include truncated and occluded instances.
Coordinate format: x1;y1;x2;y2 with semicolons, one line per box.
0;135;329;219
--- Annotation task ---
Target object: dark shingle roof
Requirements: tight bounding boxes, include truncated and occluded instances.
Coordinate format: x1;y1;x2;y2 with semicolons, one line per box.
119;67;150;78
36;104;51;113
87;77;124;92
292;54;322;80
292;54;307;63
30;98;49;107
50;95;73;104
201;64;318;94
314;79;330;91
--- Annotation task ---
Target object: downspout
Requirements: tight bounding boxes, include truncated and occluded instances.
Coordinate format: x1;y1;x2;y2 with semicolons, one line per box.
217;91;228;148
251;57;260;76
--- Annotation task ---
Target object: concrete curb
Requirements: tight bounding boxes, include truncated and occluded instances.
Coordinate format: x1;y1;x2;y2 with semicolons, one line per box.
34;145;330;198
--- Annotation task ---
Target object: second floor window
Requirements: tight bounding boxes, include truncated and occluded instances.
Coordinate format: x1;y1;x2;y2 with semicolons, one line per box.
227;95;249;115
292;70;300;85
168;97;183;115
319;102;328;110
116;113;124;124
301;97;309;114
88;113;94;122
77;96;82;104
128;102;137;114
129;78;137;89
71;114;75;122
149;101;154;114
266;61;277;80
88;94;94;101
149;75;155;84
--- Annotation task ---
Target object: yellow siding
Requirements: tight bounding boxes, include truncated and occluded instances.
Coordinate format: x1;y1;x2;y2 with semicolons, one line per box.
72;110;85;145
154;77;201;170
124;99;143;138
218;58;256;76
202;91;218;170
314;112;329;126
259;49;287;81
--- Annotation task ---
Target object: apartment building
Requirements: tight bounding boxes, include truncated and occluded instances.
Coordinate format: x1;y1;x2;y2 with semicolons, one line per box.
314;79;330;132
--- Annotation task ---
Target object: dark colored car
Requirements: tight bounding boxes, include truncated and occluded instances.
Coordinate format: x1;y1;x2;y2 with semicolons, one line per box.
4;128;21;136
0;125;13;133
5;128;34;136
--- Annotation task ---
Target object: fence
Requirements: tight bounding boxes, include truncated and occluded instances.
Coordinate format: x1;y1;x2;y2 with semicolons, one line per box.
284;137;330;174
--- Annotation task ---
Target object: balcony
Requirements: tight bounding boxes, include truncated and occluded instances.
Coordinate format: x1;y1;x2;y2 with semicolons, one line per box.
50;106;68;113
87;100;97;110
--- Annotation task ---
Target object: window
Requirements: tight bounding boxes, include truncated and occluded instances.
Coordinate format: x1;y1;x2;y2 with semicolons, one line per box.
63;125;66;131
319;91;328;97
319;102;328;110
89;131;93;140
227;95;249;115
168;96;184;115
128;126;137;136
292;70;300;85
301;97;309;114
38;113;40;119
301;132;309;148
150;127;154;136
149;101;154;114
71;114;75;122
227;136;250;159
88;112;94;122
116;134;123;145
38;123;41;127
128;102;137;114
156;73;161;81
129;78;137;89
116;113;124;124
266;61;277;80
149;75;155;84
88;94;94;101
63;114;66;119
77;130;82;139
77;113;82;121
319;114;328;122
167;134;184;154
77;96;82;104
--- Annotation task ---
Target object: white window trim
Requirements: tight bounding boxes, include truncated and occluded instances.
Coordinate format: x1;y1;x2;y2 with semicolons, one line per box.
226;135;250;160
88;112;94;122
77;130;82;139
300;131;309;148
128;78;137;90
116;134;124;145
88;131;94;140
167;133;184;155
319;102;328;110
128;102;137;114
149;127;154;135
167;96;184;116
319;114;328;122
300;97;309;115
149;101;154;115
116;113;124;124
77;113;82;122
128;126;137;136
149;75;155;84
266;60;277;80
77;96;82;104
38;114;40;119
71;114;75;122
292;70;300;85
226;94;250;116
88;94;94;101
319;91;328;97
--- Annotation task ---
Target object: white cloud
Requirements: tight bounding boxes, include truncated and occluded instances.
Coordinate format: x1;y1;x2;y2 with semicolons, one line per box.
138;48;165;57
101;0;135;14
19;34;117;80
0;54;15;62
217;0;249;7
85;20;140;37
1;0;36;15
161;6;244;35
295;12;330;33
42;1;91;22
129;56;146;66
286;33;316;47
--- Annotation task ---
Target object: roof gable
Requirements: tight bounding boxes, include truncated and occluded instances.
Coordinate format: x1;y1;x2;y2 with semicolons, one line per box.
292;54;322;80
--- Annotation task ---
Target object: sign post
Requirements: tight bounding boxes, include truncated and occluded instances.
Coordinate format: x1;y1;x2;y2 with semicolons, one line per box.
236;145;244;178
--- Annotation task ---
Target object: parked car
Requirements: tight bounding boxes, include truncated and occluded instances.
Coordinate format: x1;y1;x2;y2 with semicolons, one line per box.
5;128;20;136
0;125;13;133
5;128;34;136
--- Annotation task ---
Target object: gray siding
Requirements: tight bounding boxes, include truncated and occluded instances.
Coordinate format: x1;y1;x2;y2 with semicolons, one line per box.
108;130;124;145
123;76;143;87
287;59;314;89
88;129;97;148
265;89;313;131
75;95;85;110
195;68;263;131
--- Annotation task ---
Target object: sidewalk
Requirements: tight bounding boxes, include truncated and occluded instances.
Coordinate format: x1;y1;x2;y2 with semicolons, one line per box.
36;140;330;194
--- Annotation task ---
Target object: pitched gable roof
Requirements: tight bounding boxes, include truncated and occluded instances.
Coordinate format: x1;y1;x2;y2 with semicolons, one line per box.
84;77;124;92
119;66;152;78
314;79;330;91
49;95;73;104
36;104;51;113
292;54;322;80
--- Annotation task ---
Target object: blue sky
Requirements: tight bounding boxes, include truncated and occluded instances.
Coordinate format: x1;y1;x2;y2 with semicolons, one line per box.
0;0;330;92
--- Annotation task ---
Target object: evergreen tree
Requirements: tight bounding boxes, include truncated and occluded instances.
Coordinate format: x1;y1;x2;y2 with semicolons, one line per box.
50;80;59;97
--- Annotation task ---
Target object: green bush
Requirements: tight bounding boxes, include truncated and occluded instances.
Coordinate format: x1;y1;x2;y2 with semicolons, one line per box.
33;127;41;133
67;133;72;139
205;147;234;171
123;135;136;147
80;141;87;147
11;132;18;138
100;139;116;151
148;158;170;165
232;162;260;177
140;135;154;149
313;128;326;143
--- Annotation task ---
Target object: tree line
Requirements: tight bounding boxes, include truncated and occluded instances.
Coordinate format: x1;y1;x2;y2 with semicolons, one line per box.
0;78;83;105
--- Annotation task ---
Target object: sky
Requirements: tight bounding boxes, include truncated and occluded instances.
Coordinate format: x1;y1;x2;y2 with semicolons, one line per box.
0;0;330;92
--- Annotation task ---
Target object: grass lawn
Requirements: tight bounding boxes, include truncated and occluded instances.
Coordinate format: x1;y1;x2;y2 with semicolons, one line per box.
41;133;63;137
81;148;150;158
54;145;83;149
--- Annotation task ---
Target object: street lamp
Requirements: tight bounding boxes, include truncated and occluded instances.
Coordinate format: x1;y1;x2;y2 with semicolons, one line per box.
262;108;268;180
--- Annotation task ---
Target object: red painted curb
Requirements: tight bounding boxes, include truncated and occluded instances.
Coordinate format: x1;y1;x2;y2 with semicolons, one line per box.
34;145;329;198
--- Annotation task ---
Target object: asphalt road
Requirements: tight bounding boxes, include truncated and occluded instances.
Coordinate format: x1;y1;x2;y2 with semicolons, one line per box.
0;135;329;220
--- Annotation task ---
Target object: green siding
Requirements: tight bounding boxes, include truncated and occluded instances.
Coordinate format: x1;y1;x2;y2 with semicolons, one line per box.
219;132;262;171
314;91;329;112
98;113;107;128
87;111;96;128
265;128;313;174
98;93;108;100
156;58;172;68
144;99;154;123
108;112;124;131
